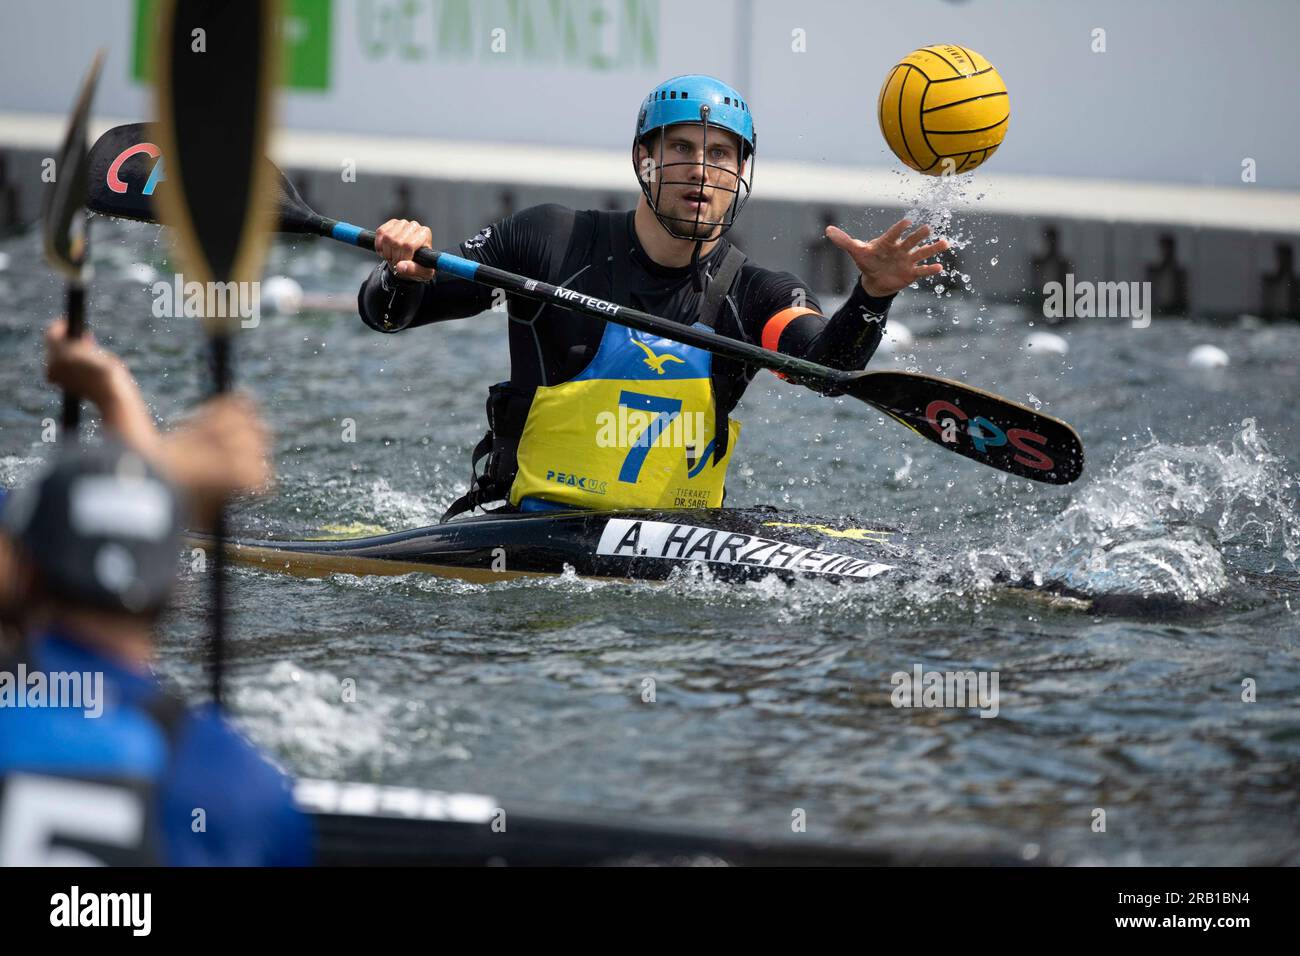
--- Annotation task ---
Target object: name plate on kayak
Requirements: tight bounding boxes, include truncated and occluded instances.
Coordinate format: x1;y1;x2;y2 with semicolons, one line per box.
295;779;496;823
596;519;893;579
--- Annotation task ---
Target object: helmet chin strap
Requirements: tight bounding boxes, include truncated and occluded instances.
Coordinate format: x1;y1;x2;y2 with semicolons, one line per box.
690;238;705;292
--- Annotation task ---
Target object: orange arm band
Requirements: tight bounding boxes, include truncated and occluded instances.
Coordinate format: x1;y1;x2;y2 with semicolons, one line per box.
760;307;822;380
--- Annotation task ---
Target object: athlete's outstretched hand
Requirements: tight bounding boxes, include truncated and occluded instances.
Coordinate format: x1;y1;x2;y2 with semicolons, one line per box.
375;218;436;281
825;219;949;298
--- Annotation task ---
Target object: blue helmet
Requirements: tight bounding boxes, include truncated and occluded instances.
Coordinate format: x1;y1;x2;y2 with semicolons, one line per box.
633;74;756;242
635;74;756;157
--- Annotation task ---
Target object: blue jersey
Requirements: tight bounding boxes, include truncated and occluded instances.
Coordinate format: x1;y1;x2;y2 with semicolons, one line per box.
0;632;312;866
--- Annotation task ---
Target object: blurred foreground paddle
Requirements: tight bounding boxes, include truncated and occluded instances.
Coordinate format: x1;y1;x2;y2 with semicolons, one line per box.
151;0;280;703
41;49;104;437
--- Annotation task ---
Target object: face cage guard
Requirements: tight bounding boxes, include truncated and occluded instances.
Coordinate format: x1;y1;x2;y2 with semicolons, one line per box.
632;109;754;243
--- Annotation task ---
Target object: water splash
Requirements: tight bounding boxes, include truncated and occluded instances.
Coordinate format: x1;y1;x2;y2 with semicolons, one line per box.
231;660;397;775
901;173;977;255
1005;419;1300;601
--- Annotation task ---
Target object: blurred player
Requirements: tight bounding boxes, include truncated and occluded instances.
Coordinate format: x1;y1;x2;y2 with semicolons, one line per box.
0;319;310;866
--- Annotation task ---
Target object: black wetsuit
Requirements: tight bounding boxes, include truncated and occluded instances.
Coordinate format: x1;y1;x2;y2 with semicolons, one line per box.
357;205;895;515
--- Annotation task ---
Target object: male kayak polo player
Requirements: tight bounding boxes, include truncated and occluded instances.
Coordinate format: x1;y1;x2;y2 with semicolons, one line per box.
358;74;948;518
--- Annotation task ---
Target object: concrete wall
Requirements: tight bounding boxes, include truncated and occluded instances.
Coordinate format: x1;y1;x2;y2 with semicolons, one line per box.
3;0;1300;189
3;136;1295;321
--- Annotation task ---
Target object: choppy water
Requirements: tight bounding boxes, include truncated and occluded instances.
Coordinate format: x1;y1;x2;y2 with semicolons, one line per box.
2;217;1297;864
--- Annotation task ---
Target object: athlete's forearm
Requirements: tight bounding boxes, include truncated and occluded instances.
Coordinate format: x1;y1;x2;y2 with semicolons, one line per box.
94;364;163;457
802;283;894;370
357;262;495;333
44;319;162;457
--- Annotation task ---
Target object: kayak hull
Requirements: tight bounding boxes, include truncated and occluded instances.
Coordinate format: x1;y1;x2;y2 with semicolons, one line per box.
187;507;902;585
298;778;1027;866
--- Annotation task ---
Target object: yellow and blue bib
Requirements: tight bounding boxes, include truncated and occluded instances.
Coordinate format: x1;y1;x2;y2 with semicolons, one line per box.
509;322;740;510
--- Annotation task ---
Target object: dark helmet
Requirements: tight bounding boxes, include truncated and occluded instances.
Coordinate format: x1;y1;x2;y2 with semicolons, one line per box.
2;441;185;615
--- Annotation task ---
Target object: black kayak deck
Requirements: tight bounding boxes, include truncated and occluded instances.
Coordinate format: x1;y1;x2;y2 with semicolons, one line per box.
187;507;903;584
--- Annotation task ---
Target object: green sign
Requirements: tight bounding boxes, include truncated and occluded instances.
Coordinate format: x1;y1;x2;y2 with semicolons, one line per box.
353;0;659;69
132;0;332;90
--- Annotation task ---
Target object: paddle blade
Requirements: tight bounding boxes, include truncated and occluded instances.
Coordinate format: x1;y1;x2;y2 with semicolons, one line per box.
87;121;321;237
86;122;164;224
152;0;280;302
845;370;1085;484
41;49;104;279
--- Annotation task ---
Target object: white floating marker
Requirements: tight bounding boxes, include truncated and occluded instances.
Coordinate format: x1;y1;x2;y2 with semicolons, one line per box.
877;320;915;354
300;292;356;314
263;275;304;315
1023;331;1069;356
125;262;157;284
1187;344;1229;368
0;251;10;272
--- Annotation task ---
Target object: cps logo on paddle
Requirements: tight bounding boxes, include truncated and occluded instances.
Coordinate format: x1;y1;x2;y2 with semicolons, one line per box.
925;399;1054;471
106;142;165;195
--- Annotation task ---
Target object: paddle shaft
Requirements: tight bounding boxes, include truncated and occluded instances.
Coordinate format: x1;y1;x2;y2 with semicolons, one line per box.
319;219;849;392
209;336;232;704
61;277;85;434
60;198;95;437
304;217;1080;483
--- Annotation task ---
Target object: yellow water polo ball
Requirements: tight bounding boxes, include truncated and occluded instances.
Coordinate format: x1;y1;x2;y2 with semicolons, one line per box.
878;44;1009;175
